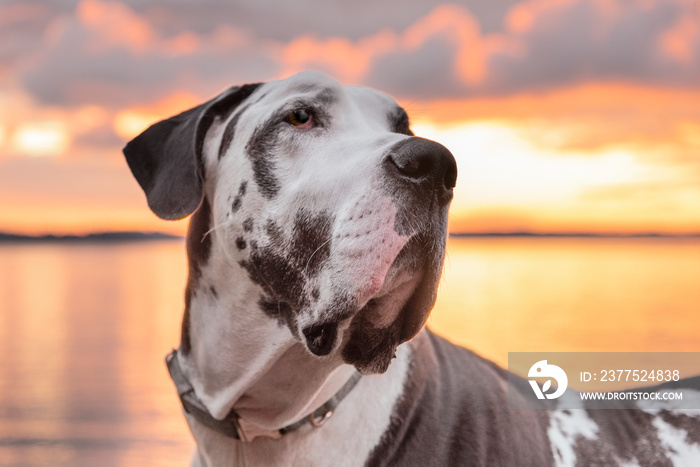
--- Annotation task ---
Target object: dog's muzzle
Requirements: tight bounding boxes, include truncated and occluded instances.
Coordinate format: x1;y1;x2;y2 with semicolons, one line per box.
332;137;457;374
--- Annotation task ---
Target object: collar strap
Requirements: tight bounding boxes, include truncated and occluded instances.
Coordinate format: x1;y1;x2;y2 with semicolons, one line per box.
165;349;362;442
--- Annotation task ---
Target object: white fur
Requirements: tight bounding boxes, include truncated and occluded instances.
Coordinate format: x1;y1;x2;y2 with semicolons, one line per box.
548;395;599;467
652;417;700;466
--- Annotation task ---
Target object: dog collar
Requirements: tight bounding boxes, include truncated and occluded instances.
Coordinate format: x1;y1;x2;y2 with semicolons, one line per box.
165;349;362;442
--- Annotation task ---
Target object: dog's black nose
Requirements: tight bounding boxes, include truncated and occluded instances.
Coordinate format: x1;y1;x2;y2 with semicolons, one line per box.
302;322;337;356
385;137;457;202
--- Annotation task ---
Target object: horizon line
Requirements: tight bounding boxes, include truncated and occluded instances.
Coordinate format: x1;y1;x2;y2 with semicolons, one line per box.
449;231;700;238
1;230;700;243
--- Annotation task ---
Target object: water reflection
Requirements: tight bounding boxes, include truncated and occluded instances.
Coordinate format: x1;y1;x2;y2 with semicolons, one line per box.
429;237;700;369
0;237;698;465
0;241;193;466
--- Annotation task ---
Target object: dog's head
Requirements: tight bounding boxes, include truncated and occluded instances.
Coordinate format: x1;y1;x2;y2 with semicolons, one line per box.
124;72;456;374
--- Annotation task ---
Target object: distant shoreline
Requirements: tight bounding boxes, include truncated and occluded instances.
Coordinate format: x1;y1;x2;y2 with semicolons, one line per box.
1;231;699;243
0;231;184;243
450;232;700;239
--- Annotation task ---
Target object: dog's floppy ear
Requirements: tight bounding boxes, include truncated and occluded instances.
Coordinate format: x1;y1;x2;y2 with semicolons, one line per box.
123;83;261;220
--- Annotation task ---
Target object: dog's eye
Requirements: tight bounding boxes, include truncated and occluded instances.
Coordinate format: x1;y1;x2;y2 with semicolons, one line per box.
286;110;313;129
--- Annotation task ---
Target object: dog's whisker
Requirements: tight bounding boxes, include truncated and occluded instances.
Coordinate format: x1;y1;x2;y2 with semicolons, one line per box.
207;219;239;264
304;238;333;274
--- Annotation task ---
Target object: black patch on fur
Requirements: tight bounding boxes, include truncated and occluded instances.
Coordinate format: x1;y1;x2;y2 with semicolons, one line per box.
251;158;279;198
659;410;700;445
265;219;284;248
182;286;193;355
258;298;295;330
218;100;254;160
186;197;212;283
209;286;218;299
235;237;247;250
291;210;332;276
572;437;624;466
231;197;241;213
342;301;402;374
243;218;254;232
239;249;306;327
231;181;247;213
583;408;675;465
181;196;212;354
387;106;414;136
211;84;260;122
238;209;333;326
246;120;281;198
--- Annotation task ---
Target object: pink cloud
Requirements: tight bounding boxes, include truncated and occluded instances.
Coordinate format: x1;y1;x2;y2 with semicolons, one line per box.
658;13;700;63
76;0;154;54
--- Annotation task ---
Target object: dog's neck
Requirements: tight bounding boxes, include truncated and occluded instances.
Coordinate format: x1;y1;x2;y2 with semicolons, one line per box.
185;339;412;467
178;233;356;429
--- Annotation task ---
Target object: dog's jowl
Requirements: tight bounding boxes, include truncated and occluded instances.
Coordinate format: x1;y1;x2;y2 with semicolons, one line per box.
124;72;700;466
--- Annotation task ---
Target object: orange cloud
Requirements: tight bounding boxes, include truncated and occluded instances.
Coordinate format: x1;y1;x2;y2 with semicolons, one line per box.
281;36;378;83
70;106;110;136
279;4;496;86
506;0;622;35
162;31;201;57
402;4;487;84
0;2;46;25
659;14;700;63
405;82;700;151
76;0;153;54
114;92;200;139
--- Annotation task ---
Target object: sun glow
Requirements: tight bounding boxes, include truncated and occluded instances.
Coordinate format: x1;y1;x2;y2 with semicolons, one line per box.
114;111;161;139
413;121;700;234
114;93;200;139
414;121;649;206
12;122;70;157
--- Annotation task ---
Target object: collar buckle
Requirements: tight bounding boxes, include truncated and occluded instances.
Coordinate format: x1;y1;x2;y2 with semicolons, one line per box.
308;409;334;428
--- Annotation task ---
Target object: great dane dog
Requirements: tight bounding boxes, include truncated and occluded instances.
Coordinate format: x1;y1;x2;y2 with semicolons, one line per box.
124;72;700;466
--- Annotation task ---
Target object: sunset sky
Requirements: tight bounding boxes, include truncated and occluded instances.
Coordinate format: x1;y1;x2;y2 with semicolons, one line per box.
1;0;699;236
